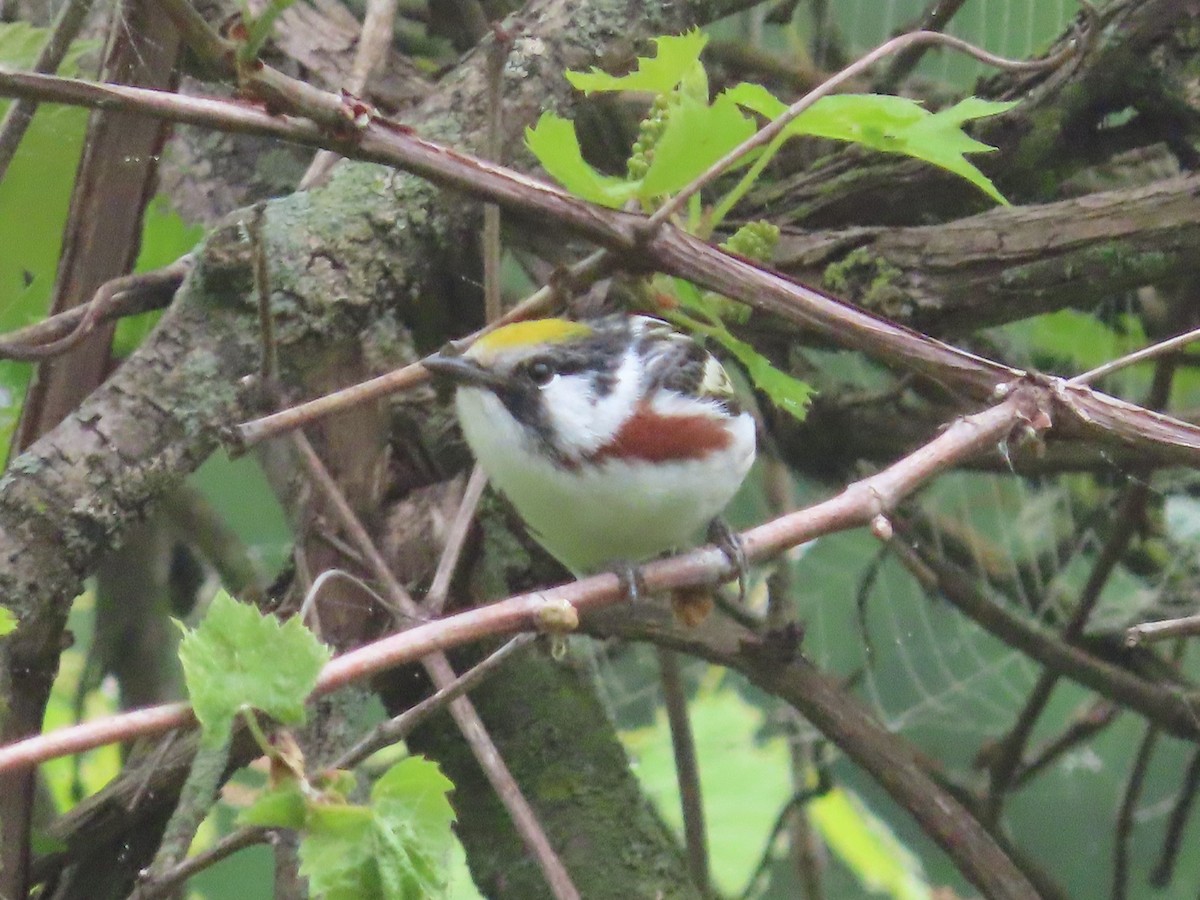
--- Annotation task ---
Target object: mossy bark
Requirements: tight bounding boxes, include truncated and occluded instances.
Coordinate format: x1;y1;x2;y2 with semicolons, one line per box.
408;649;700;900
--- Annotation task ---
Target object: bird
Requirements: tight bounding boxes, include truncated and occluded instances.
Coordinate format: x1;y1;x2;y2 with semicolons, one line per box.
423;314;756;582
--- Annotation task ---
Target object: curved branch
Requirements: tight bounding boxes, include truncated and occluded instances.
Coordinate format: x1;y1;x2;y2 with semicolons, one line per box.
581;606;1040;900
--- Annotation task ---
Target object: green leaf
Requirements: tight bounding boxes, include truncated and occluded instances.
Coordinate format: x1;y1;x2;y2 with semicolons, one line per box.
999;310;1147;373
524;113;640;209
238;779;309;829
639;92;757;198
0;20;98;70
238;0;298;62
566;30;708;97
726;86;1016;203
298;757;456;900
372;757;457;863
716;327;815;421
809;786;930;900
178;590;331;747
899;98;1018;204
300;803;382;900
0;605;15;637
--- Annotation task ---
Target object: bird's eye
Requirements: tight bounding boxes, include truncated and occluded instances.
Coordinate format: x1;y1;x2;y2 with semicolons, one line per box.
527;360;555;386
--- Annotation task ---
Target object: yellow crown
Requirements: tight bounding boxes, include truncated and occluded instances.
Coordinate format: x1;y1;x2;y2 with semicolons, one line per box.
471;318;592;355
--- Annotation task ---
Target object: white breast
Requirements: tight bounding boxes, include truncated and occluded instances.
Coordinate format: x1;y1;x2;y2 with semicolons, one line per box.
456;387;755;575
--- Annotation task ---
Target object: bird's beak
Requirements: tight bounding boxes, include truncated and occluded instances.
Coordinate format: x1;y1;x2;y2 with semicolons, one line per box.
423;352;508;392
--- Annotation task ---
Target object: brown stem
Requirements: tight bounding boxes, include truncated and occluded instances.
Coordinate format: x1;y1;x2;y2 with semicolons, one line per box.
1112;721;1161;900
658;648;709;894
288;433;581;900
0;258;188;361
423;464;488;616
9;67;1200;465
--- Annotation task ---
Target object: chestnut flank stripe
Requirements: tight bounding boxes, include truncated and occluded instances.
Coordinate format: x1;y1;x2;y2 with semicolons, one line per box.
594;405;731;462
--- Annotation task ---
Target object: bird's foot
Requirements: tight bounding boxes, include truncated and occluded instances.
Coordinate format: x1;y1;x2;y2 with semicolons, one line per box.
612;560;648;604
707;518;749;604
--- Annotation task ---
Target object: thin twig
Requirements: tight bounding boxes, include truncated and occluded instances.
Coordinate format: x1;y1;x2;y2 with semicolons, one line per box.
1112;720;1159;900
1069;323;1200;386
1112;640;1186;900
982;359;1172;821
15;65;1200;472
737;771;832;900
891;528;1200;744
786;738;826;900
645;26;1086;229
481;26;510;324
1126;612;1200;646
1149;743;1200;887
298;568;391;637
141;732;234;883
135;826;273;900
876;0;970;92
299;0;400;188
140;635;534;897
0;258;190;361
229;249;613;449
156;0;349;126
288;433;581;900
247;205;277;382
423;464;488;616
1012;700;1119;789
0;0;93;183
334;633;535;769
983;481;1150;824
657;648;709;894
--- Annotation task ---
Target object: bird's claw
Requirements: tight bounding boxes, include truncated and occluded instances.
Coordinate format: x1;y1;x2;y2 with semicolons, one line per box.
707;518;749;604
612;561;647;604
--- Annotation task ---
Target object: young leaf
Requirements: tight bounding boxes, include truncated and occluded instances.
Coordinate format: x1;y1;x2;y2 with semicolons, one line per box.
898;98;1019;204
299;803;381;900
525;113;640;209
178;590;331;747
566;30;708;97
726;85;1016;203
371;756;457;866
238;779;309;830
297;757;457;900
713;326;815;421
639;92;757;198
0;605;15;637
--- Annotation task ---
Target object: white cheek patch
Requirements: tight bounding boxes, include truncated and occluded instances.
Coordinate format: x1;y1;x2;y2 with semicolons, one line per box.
540;349;641;457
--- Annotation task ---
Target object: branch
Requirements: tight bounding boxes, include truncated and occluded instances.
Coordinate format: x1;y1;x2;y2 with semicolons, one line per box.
137;635;536;899
7;67;1200;465
581;607;1040;900
0;389;1031;773
890;529;1200;741
0;257;188;361
775;174;1200;336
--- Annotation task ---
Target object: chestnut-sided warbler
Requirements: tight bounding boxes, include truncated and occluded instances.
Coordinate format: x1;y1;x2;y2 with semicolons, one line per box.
424;315;756;578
